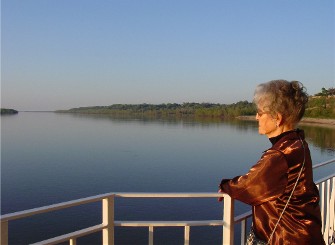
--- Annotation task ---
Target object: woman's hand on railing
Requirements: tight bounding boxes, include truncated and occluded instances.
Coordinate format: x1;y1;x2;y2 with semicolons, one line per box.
218;188;224;202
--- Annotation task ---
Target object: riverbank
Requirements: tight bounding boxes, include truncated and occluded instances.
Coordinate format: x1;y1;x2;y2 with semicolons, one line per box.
237;116;335;128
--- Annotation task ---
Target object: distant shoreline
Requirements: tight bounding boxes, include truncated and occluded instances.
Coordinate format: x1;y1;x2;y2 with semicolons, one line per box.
237;116;335;128
1;108;19;115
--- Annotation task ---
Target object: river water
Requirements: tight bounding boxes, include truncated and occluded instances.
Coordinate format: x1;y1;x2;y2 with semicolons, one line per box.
1;112;334;244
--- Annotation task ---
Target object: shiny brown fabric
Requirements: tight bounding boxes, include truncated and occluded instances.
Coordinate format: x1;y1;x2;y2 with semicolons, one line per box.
220;130;325;245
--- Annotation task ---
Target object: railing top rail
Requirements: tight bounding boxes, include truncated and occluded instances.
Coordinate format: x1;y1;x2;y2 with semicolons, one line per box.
313;158;335;169
0;192;225;222
0;192;114;222
315;172;335;185
234;210;252;223
115;220;225;227
114;192;223;198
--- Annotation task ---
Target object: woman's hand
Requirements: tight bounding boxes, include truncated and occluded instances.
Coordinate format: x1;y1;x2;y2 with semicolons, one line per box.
218;188;224;202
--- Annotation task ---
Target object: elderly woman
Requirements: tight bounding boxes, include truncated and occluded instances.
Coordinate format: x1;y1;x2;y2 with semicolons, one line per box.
219;80;324;244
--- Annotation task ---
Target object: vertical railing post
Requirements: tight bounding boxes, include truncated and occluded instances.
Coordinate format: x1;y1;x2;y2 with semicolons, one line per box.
184;226;190;245
324;179;331;242
320;182;325;232
222;194;234;245
149;226;154;245
240;219;247;244
1;220;8;245
102;196;115;245
327;177;335;244
70;238;77;245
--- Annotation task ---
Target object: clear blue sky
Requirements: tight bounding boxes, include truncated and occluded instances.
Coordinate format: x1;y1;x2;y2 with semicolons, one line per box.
2;0;334;111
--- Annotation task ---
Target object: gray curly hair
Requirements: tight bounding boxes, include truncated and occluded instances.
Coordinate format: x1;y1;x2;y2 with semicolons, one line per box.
253;80;309;126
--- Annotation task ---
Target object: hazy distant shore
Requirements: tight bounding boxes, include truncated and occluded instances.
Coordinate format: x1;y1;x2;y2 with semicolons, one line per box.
237;116;335;128
1;108;18;115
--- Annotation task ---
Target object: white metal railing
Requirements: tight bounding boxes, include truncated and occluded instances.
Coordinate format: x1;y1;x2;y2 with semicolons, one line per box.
0;193;233;245
1;158;334;245
317;174;335;244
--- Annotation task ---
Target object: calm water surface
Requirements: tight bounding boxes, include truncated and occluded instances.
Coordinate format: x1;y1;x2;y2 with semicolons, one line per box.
2;112;334;244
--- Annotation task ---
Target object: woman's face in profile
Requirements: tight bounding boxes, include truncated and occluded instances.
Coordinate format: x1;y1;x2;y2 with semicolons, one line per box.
256;107;278;138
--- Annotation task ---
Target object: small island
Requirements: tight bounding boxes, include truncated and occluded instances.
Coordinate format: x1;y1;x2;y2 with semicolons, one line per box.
1;108;19;115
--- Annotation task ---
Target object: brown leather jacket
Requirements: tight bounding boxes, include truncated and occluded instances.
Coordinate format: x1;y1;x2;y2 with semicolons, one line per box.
220;130;325;245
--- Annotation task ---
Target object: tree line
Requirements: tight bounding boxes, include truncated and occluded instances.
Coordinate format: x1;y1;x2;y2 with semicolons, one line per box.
314;87;335;96
305;87;335;118
53;87;335;120
1;108;18;115
56;101;256;118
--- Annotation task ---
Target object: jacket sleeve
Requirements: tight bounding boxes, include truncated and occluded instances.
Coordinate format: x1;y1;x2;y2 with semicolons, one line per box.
220;150;288;206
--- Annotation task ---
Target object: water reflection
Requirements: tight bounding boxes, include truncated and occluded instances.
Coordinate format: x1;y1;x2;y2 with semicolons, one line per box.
300;124;335;154
59;113;335;151
60;112;258;130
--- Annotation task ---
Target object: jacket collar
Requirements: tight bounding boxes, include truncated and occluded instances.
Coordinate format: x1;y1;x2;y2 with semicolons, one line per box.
269;129;304;146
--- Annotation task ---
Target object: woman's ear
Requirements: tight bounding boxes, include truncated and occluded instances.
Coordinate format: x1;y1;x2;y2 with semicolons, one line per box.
276;113;283;127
